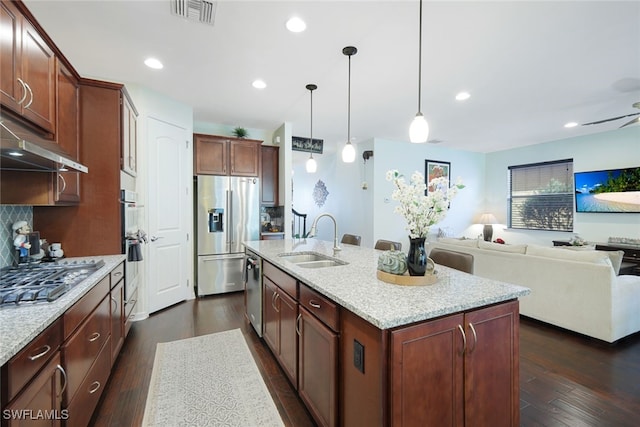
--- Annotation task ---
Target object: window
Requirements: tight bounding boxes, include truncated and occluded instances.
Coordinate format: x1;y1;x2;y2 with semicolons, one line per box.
508;159;574;231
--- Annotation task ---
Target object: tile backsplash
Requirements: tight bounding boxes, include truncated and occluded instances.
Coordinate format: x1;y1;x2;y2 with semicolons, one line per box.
1;205;33;268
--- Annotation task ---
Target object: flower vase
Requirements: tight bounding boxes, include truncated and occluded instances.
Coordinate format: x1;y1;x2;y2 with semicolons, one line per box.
407;237;427;276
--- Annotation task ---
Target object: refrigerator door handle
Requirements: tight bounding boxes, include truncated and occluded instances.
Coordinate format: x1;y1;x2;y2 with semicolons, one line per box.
225;189;231;246
229;189;234;244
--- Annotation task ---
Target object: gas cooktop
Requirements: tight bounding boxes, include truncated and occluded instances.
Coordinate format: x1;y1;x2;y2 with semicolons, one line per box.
0;259;105;306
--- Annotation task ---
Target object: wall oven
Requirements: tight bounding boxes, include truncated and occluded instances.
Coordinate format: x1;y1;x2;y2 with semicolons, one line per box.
121;190;141;305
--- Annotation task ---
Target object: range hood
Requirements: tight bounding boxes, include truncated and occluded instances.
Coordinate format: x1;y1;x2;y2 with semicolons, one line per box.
0;119;88;173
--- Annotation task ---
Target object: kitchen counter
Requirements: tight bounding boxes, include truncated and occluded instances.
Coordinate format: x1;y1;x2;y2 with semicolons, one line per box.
244;239;530;330
0;254;126;366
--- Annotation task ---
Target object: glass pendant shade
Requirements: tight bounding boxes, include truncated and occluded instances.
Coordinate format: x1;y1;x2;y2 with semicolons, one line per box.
409;113;429;143
306;154;317;173
342;142;356;163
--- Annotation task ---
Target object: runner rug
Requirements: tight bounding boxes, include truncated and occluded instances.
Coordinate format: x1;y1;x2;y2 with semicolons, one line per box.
142;329;284;427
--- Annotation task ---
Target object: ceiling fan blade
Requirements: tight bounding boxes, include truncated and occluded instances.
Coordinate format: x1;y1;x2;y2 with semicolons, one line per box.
619;116;640;128
581;112;640;126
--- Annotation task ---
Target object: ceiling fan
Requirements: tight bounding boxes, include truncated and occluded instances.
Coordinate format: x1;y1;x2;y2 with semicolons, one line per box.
582;102;640;128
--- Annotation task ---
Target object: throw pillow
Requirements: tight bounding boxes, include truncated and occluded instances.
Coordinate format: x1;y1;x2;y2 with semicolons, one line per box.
526;244;610;265
478;240;527;254
438;237;479;248
604;250;624;275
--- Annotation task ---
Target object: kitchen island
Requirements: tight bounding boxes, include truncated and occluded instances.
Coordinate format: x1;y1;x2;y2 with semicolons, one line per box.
244;239;530;427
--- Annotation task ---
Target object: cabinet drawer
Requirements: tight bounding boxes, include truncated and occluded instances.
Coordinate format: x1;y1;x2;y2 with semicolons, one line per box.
65;336;111;427
110;262;124;288
5;317;63;402
299;285;339;332
264;261;297;299
64;275;110;339
62;295;111;402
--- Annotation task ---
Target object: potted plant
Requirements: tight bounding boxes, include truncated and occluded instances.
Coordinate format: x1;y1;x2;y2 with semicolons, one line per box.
232;127;248;138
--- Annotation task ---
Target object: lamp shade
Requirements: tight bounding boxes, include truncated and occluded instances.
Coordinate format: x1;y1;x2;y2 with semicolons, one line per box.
478;213;498;225
342;142;356;163
409;113;429;143
306;155;317;173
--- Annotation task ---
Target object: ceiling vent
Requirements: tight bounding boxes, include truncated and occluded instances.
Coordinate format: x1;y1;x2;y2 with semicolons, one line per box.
171;0;217;25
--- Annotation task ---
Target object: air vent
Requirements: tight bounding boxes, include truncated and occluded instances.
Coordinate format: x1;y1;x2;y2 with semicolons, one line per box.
171;0;217;25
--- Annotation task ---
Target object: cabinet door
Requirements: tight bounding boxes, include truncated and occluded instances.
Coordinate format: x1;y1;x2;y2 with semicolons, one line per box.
390;313;465;427
194;134;227;175
263;278;280;355
230;139;260;177
5;352;65;427
260;145;279;205
278;289;298;388
19;15;56;133
110;279;125;366
121;90;138;177
54;61;80;204
0;0;22;112
464;301;519;427
298;307;338;427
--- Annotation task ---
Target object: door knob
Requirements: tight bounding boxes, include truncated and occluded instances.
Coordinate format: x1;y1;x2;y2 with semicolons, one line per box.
150;236;164;242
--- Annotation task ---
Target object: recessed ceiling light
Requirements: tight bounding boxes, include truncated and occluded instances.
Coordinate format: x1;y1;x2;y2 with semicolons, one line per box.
564;122;578;128
455;91;471;101
252;79;267;89
144;57;163;69
286;16;306;33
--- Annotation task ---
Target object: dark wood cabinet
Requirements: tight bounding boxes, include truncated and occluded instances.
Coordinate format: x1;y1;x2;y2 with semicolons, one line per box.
194;134;261;176
110;276;125;367
121;89;138;177
298;306;338;427
262;276;298;388
260;145;279;205
0;0;56;134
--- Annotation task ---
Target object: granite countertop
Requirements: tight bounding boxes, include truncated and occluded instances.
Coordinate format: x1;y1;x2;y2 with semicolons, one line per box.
0;254;126;366
244;239;530;330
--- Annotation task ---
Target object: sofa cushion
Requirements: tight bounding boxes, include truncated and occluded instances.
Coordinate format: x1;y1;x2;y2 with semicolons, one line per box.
605;250;624;275
526;244;610;266
478;240;527;254
437;237;479;248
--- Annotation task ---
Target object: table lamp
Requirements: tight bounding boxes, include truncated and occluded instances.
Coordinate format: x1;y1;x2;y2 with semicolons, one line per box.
478;213;498;242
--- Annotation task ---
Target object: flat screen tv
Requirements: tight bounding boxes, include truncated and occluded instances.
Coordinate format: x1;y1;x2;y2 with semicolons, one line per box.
574;167;640;213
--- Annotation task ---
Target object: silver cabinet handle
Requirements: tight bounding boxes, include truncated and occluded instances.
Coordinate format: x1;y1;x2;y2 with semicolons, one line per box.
457;324;467;356
28;345;51;361
56;364;68;397
23;81;33;108
273;293;280;313
468;323;478;354
111;296;118;314
17;78;28;105
88;381;101;394
309;300;321;309
296;313;302;336
88;332;101;342
58;174;67;194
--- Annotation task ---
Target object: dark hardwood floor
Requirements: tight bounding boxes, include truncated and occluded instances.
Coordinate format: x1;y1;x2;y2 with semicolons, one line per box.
91;294;639;426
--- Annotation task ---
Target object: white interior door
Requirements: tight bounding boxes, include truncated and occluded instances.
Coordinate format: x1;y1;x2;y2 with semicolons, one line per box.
147;117;190;313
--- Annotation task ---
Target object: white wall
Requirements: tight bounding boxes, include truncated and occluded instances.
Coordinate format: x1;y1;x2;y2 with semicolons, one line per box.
484;126;640;246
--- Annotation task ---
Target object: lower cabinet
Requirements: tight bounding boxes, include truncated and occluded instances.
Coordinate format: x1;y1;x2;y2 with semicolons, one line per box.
262;276;298;387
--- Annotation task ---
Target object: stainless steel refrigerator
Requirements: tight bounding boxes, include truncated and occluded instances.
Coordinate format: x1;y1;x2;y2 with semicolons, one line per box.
196;175;260;296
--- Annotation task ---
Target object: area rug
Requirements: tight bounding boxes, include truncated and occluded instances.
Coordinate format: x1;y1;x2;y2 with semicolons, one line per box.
141;329;284;427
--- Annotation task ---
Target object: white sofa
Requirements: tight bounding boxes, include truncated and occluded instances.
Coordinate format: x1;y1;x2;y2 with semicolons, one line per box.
427;238;640;343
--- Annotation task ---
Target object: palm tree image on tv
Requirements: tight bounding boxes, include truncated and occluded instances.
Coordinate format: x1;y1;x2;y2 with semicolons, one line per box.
575;168;640;213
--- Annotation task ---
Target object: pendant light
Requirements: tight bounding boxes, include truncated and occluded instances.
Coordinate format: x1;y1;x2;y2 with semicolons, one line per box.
409;0;429;143
342;46;358;163
305;84;318;173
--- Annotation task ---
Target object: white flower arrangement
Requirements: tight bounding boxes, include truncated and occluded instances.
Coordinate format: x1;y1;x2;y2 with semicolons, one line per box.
386;169;464;239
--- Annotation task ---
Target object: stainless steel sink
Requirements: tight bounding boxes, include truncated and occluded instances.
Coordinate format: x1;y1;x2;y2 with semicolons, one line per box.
278;252;348;268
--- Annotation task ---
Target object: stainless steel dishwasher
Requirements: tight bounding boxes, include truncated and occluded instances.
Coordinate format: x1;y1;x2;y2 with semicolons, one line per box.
245;252;262;337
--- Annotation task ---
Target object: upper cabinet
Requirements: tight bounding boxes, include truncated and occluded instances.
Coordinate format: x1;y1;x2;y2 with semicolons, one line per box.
260;145;279;206
121;88;138;177
194;134;262;177
1;0;56;134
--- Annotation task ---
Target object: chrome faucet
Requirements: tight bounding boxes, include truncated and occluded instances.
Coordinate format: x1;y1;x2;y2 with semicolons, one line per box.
308;213;341;252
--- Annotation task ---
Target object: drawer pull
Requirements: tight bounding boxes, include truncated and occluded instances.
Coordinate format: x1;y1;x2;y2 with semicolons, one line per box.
88;381;101;394
296;313;302;336
88;332;101;342
28;345;51;361
111;296;118;313
309;300;321;309
56;364;68;397
113;271;123;277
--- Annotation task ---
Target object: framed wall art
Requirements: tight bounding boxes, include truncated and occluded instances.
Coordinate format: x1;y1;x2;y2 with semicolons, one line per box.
425;159;451;194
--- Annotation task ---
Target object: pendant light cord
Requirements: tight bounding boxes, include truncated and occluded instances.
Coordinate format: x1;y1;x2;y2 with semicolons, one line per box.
347;54;352;143
417;0;423;114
